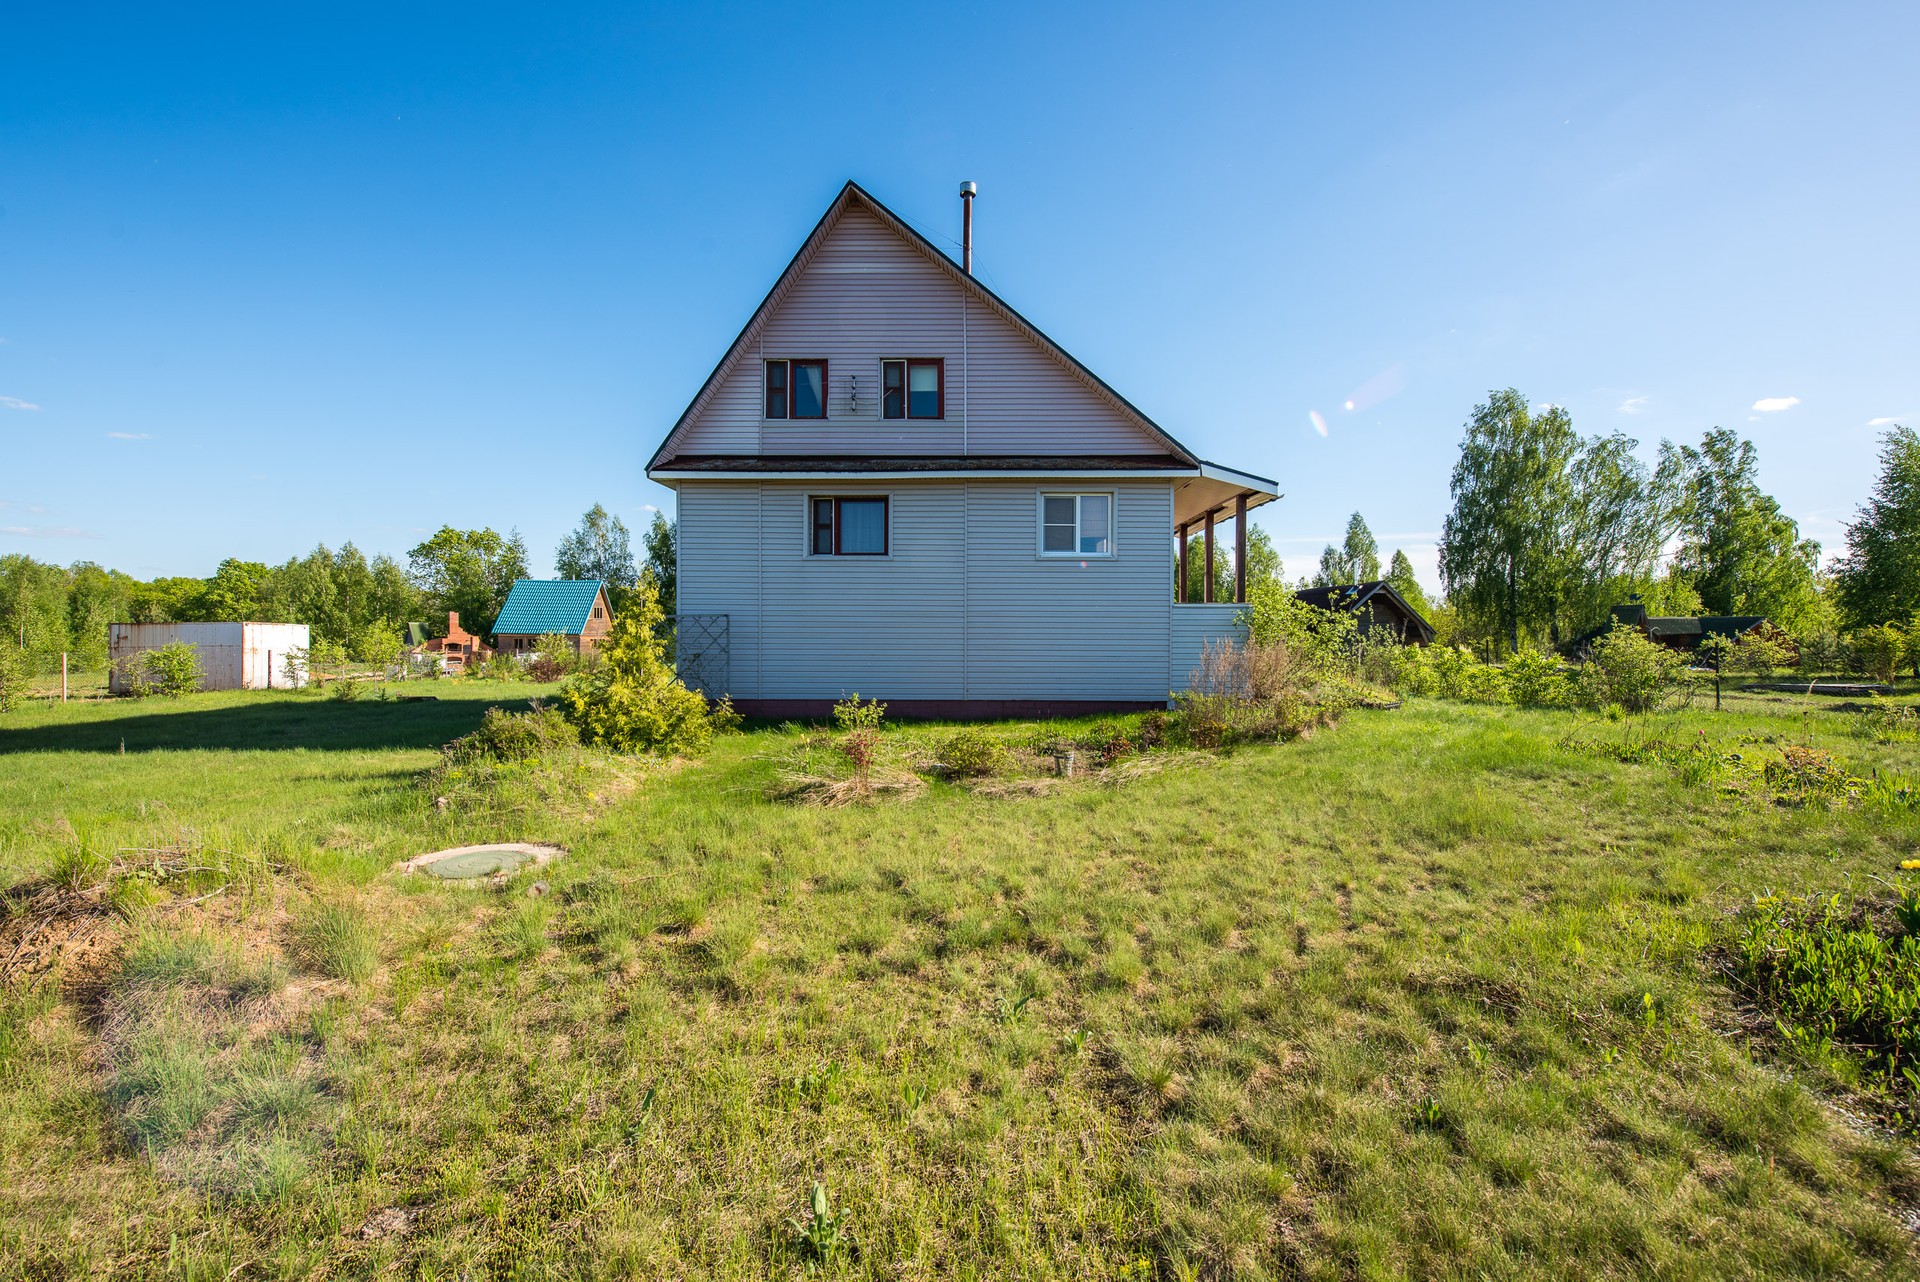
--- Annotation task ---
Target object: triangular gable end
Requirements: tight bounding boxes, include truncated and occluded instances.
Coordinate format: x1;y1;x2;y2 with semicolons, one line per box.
649;182;1202;470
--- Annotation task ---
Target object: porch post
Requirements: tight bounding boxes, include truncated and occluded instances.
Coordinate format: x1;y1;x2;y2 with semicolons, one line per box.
1176;522;1188;603
1234;492;1247;604
1203;510;1216;603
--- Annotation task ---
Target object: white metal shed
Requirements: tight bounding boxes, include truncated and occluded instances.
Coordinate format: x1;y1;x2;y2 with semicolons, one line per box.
108;622;311;693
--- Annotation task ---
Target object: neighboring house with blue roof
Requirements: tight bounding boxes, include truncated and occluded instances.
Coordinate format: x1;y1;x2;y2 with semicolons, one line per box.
492;579;615;656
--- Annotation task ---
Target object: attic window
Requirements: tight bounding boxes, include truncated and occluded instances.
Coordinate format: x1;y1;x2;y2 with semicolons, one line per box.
882;359;943;419
766;359;826;420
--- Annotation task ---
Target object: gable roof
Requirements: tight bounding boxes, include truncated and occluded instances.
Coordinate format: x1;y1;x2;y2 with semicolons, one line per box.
492;579;605;637
648;180;1207;474
1294;580;1436;645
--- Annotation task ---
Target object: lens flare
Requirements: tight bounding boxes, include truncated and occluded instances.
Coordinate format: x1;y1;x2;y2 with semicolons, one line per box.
1308;410;1328;437
1342;363;1406;413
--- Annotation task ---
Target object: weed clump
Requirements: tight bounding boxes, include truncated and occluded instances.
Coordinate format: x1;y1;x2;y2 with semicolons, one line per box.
292;901;378;984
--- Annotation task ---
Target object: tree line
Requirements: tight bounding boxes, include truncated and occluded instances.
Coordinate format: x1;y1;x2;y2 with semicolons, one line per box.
1435;390;1916;655
0;506;677;675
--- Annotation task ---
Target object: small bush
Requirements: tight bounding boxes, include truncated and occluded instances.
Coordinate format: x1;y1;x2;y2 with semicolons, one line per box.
0;643;29;711
1850;625;1906;685
527;632;575;683
1578;622;1689;713
446;704;580;764
1503;649;1572;708
293;902;378;984
119;641;205;698
938;727;1007;777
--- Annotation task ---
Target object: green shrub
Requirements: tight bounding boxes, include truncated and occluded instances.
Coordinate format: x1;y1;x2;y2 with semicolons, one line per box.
559;582;718;755
446;704;579;763
1578;622;1689;713
937;727;1006;778
1850;625;1906;685
120;641;205;698
527;632;575;682
1503;649;1572;708
0;643;28;711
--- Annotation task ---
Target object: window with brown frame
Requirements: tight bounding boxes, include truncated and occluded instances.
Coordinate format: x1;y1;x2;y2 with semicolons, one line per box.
765;359;827;419
882;359;943;419
809;496;889;556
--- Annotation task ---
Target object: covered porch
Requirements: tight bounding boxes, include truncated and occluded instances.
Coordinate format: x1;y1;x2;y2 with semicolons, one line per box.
1172;462;1280;605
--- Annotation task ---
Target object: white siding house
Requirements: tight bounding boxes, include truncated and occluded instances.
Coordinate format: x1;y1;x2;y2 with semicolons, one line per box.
648;182;1277;716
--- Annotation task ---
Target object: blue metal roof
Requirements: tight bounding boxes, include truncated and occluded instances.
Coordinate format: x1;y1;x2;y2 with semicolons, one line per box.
492;579;604;636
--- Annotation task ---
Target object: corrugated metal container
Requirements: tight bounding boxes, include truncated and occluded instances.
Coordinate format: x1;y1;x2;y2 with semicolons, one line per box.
108;622;311;693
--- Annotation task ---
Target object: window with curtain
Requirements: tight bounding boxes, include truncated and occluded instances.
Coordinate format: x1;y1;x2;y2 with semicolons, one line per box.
809;496;889;556
765;359;827;419
1039;493;1113;556
881;359;943;419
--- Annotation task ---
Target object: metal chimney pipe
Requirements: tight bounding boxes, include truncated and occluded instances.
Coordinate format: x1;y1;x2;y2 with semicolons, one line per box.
959;181;976;274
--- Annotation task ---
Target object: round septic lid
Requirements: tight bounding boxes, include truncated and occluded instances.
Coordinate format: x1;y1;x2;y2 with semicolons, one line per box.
421;846;536;879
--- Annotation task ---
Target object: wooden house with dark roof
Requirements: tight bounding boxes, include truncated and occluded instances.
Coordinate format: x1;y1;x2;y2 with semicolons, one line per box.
1592;603;1790;658
1294;581;1435;646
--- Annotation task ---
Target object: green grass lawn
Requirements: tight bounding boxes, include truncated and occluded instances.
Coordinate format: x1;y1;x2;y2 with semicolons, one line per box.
3;682;1919;1279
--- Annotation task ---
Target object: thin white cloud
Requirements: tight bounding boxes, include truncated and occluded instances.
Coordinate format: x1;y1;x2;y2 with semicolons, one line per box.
1617;396;1648;415
0;395;41;411
1868;416;1906;427
1752;396;1800;413
1;525;96;539
641;504;659;512
107;431;152;441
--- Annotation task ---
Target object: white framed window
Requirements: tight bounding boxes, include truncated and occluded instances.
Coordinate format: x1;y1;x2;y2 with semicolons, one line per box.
1038;492;1114;557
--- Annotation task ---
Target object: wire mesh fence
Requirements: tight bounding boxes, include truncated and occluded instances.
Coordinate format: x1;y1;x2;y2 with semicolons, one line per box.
674;613;729;699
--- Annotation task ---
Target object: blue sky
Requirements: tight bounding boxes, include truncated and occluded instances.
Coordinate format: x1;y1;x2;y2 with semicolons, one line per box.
3;2;1915;590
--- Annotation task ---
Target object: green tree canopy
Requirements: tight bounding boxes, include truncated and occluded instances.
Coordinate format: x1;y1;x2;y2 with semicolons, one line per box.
1834;425;1920;628
641;512;677;618
1440;390;1673;652
555;503;638;589
1385;550;1430;617
407;527;530;637
1664;428;1821;630
1312;514;1382;587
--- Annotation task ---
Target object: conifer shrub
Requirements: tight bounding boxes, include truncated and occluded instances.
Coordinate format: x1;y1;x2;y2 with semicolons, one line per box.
559;583;719;755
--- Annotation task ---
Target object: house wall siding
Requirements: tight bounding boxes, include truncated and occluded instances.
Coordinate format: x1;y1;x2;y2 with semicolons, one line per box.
666;206;1165;461
1170;604;1248;693
675;477;1183;704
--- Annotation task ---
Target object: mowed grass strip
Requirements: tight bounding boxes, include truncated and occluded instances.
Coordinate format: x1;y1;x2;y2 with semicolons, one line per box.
0;684;1917;1278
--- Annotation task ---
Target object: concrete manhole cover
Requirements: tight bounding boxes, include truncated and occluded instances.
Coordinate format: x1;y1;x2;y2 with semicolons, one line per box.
396;842;563;881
